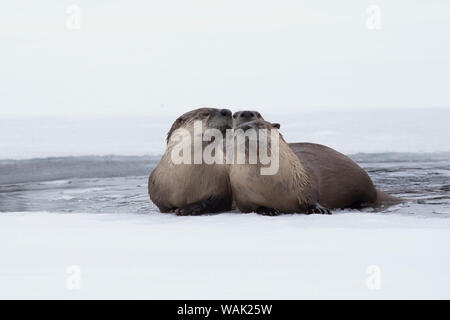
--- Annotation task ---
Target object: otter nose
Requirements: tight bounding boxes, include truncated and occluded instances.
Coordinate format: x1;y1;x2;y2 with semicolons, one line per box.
220;109;232;117
241;111;254;118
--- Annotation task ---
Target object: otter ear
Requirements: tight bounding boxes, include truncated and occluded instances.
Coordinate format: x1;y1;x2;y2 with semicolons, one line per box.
272;123;280;129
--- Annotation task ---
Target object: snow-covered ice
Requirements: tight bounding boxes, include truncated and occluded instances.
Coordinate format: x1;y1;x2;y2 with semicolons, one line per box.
1;212;449;299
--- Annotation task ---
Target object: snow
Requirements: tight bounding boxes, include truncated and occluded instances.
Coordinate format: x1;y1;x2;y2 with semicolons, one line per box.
1;211;449;299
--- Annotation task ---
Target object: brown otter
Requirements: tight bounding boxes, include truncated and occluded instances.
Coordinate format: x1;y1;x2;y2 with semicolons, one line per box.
287;142;401;208
231;111;402;209
148;108;233;215
230;120;331;215
233;110;264;128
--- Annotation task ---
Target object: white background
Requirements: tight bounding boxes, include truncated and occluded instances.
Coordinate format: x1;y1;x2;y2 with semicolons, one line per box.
1;0;449;118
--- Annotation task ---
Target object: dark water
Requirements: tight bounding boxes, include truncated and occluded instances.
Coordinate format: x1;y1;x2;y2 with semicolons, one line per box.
0;153;449;216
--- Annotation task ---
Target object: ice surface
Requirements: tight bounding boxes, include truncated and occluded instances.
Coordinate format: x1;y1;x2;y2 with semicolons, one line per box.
0;211;449;299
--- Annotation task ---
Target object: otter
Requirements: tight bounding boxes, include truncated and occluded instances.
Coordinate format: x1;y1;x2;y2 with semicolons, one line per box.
230;120;331;215
233;110;264;128
287;142;401;208
148;108;233;215
232;111;402;209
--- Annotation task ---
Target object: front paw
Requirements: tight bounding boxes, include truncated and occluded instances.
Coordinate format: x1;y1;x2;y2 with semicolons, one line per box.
175;203;205;216
307;203;331;215
256;206;280;216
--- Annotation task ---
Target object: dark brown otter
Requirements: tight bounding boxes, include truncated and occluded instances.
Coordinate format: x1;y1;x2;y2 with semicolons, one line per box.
148;108;233;215
231;111;402;209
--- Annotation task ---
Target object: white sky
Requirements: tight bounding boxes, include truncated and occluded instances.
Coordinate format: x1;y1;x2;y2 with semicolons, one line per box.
1;0;449;117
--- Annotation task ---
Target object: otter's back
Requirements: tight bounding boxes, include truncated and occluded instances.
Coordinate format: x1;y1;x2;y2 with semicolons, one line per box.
288;143;377;208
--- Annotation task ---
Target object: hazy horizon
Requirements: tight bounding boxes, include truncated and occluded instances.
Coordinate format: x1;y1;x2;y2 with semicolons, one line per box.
1;1;449;117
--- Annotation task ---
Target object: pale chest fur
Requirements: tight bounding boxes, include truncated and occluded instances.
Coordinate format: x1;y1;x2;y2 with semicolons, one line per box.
154;152;231;208
229;141;312;212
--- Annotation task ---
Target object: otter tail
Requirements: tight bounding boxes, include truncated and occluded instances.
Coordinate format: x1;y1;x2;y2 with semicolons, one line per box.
376;189;403;206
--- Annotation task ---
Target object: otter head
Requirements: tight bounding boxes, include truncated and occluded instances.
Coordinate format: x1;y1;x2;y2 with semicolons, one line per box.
232;110;264;128
167;108;232;143
237;119;280;132
235;119;282;152
234;119;282;153
234;119;282;175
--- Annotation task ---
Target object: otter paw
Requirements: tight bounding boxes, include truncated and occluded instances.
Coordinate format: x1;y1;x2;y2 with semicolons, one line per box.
307;204;331;215
175;204;205;216
255;207;279;216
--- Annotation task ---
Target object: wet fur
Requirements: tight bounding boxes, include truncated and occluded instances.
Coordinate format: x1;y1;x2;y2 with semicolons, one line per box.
232;110;402;208
230;121;320;214
148;108;233;215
